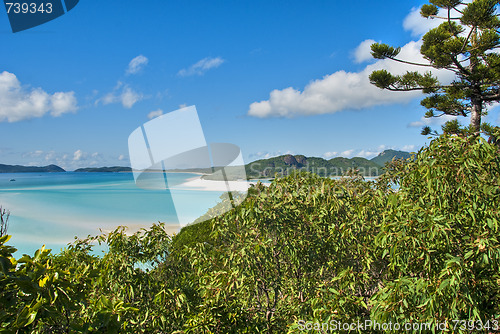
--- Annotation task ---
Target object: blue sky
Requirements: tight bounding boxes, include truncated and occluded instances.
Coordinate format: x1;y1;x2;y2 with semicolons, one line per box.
1;0;499;170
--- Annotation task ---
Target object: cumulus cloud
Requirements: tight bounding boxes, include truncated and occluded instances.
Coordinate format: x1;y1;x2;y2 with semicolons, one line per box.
73;149;85;161
178;57;225;77
353;39;377;64
403;3;471;37
147;108;163;119
126;55;149;75
0;71;78;123
248;150;294;161
248;38;455;118
401;144;417;152
20;149;129;170
120;87;143;108
247;6;459;119
322;151;338;159
326;144;417;160
340;149;355;158
22;150;44;158
408;114;460;128
98;81;144;109
357;150;383;159
403;6;442;37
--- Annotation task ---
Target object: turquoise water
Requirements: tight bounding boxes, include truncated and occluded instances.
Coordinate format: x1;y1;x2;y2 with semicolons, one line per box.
0;172;225;256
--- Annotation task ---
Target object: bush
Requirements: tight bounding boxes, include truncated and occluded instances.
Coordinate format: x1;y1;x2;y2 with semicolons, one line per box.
1;134;498;333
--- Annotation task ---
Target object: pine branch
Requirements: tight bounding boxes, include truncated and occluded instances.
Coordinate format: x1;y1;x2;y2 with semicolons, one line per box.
459;26;475;54
385;85;454;92
428;15;461;20
482;92;500;101
385;56;435;68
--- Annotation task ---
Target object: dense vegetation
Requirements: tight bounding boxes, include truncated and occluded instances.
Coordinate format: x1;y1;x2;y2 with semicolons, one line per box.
1;135;499;333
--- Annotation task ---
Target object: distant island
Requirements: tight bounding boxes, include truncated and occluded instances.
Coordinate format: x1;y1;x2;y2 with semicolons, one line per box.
0;164;65;173
203;149;413;180
242;149;412;179
74;166;132;173
0;149;413;177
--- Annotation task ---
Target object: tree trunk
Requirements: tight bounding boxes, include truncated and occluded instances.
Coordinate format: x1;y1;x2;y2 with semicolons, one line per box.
470;97;482;134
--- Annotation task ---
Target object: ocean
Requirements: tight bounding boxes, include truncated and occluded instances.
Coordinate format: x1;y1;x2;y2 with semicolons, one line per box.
0;172;228;256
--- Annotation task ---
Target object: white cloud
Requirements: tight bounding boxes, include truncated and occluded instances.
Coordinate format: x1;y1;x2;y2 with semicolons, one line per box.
356;150;381;159
248;19;455;118
408;114;461;128
340;149;355;158
248;150;294;161
50;92;78;116
178;57;225;77
120;87;142;108
73;149;85;161
98;81;144;109
327;144;417;160
72;150;101;162
147;108;163;119
403;4;471;37
44;151;56;162
322;151;338;159
353;39;377;64
0;71;77;122
126;55;149;75
401;144;417;152
179;103;187;109
17;149;128;170
403;6;442;37
22;150;44;158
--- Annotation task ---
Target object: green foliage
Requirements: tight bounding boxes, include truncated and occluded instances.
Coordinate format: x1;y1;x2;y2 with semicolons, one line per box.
420;4;438;18
1;135;499;333
369;70;439;93
370;0;500;133
370;43;401;60
369;69;397;89
371;135;500;327
0;224;182;333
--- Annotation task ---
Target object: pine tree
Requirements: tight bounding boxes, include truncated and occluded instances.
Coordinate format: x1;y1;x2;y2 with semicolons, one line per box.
369;0;500;138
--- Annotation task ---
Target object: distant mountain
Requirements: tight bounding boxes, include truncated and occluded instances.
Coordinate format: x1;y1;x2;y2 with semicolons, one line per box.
3;149;410;177
74;166;132;173
244;154;382;178
0;164;65;173
370;149;413;167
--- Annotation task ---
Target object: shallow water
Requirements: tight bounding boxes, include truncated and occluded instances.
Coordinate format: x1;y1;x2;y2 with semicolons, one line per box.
0;172;225;256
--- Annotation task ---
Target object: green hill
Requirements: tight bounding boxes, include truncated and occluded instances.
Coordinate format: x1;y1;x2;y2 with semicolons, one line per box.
201;149;413;180
245;154;382;178
370;149;413;166
74;166;132;173
0;164;65;173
